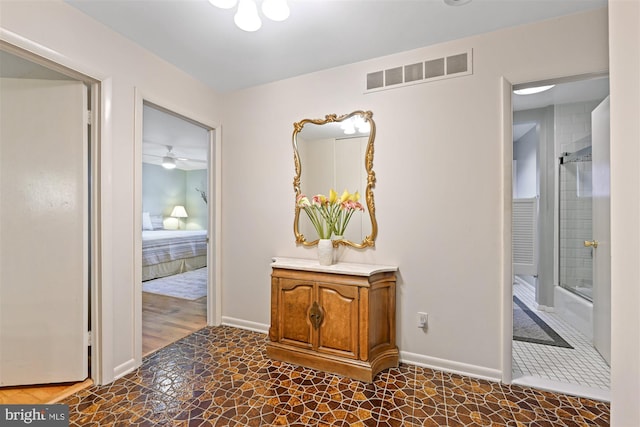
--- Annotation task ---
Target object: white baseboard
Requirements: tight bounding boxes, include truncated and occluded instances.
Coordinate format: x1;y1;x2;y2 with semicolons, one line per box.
221;316;269;334
219;320;501;383
400;351;502;382
113;358;137;380
513;375;610;402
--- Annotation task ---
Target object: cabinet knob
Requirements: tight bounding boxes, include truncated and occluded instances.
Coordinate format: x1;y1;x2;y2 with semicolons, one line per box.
309;301;324;330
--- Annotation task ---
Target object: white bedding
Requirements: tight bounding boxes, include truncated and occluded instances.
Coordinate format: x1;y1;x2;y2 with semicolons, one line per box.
142;230;207;280
142;229;207;242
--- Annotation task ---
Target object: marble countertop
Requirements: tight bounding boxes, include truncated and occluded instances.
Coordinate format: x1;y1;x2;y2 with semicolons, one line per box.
271;257;398;277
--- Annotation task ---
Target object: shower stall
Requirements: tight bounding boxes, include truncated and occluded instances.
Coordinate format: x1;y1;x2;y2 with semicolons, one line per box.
556;144;594;340
559;145;593;301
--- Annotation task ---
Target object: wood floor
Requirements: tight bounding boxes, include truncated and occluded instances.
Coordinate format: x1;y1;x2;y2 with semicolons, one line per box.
0;291;206;404
142;291;207;356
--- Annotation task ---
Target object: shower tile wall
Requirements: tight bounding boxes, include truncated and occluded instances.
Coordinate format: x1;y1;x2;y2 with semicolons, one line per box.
559;164;592;294
555;101;599;153
556;101;600;297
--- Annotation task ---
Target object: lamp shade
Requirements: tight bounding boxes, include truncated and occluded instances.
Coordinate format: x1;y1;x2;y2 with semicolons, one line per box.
170;205;188;218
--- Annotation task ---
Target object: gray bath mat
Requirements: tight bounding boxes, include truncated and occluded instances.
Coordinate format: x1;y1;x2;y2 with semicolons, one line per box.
513;296;573;349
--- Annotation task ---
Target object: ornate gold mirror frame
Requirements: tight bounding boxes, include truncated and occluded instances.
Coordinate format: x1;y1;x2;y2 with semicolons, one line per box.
293;110;377;248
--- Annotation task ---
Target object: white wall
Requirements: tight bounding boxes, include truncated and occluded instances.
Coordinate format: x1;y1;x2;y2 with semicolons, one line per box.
7;5;640;423
513;126;537;199
186;169;208;230
142;163;187;218
142;164;207;230
609;0;640;425
556;100;601;154
220;9;609;377
0;0;221;383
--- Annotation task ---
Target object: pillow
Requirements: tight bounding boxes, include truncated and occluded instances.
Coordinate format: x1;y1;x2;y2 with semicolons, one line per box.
142;212;153;230
150;215;164;230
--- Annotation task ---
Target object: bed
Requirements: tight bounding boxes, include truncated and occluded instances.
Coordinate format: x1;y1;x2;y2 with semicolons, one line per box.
142;229;207;281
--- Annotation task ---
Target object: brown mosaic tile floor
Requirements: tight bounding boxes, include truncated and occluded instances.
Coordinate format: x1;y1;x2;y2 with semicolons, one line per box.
62;326;610;426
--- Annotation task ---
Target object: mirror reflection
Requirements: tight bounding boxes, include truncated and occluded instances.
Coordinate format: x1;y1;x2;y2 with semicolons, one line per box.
293;111;377;248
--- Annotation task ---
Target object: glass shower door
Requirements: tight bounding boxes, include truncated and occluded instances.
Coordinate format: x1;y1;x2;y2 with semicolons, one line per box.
558;146;593;301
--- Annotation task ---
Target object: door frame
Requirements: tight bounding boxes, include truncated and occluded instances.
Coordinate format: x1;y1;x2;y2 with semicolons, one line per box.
0;33;109;385
502;72;610;389
133;89;222;365
500;77;514;384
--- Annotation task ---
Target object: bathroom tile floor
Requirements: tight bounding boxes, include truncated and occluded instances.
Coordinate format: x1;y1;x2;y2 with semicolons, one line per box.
61;325;609;426
512;282;610;392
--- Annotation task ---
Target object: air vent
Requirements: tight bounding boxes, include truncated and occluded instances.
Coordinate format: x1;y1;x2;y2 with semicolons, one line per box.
385;67;403;86
366;71;384;90
365;49;473;93
404;63;423;83
424;58;445;79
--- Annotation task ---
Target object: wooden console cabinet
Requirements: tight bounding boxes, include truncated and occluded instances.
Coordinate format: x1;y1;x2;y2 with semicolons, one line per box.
267;257;399;382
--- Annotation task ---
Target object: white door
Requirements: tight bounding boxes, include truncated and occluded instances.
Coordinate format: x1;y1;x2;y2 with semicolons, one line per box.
592;96;611;366
0;78;88;386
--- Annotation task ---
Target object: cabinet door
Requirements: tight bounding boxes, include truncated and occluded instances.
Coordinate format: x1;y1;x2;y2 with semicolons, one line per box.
278;279;314;349
316;282;359;359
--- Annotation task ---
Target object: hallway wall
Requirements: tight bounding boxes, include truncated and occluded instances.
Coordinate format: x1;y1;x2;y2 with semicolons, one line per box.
1;0;221;383
219;9;609;378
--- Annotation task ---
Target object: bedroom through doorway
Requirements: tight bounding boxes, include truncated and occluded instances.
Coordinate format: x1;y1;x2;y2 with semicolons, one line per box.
140;102;210;356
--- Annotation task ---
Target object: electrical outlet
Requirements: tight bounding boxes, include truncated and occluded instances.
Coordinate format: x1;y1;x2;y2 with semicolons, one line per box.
417;312;428;329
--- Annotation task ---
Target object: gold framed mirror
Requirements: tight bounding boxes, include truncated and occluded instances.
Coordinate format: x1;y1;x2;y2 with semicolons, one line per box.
293;110;377;248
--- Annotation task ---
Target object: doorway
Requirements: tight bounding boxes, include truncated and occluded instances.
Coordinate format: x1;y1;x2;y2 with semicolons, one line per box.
0;44;100;399
139;102;212;356
510;75;610;399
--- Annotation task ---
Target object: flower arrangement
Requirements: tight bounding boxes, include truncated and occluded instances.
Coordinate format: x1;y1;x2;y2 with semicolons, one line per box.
297;189;364;240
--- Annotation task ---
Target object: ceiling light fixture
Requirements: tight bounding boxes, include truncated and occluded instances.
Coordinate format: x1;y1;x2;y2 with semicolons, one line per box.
210;0;289;32
444;0;472;6
514;85;556;95
208;0;237;9
161;146;177;169
262;0;290;21
340;116;371;135
235;0;262;32
162;156;177;169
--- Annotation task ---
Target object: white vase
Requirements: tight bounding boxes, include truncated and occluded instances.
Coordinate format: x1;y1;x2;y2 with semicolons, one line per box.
317;239;334;266
332;235;344;264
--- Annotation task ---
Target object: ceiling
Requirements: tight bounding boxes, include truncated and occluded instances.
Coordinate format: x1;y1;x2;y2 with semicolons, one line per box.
512;75;609;141
65;0;606;93
143;104;209;171
4;1;609;164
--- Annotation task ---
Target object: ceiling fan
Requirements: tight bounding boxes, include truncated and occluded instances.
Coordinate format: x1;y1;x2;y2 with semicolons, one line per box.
144;145;206;169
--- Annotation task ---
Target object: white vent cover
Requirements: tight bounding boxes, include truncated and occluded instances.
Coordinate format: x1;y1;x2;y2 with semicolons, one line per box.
365;49;473;93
